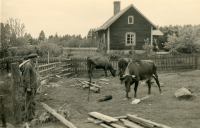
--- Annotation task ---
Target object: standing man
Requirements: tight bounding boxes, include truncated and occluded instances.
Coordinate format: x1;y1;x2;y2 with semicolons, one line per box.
21;53;38;121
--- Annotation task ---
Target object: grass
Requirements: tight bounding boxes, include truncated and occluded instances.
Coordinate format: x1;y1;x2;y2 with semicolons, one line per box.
34;70;200;128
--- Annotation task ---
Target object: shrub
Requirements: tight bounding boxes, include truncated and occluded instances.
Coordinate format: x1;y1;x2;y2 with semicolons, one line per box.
142;44;153;53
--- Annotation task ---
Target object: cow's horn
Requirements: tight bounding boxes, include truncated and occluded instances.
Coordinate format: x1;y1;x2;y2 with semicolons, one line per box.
132;75;135;78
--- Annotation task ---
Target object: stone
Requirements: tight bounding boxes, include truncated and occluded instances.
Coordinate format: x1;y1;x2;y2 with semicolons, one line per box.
175;87;194;99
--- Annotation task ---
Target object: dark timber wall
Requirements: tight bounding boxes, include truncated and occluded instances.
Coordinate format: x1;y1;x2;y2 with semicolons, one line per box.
108;7;153;50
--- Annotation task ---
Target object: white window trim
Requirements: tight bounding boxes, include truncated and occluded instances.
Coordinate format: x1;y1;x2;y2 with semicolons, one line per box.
128;16;134;24
125;32;136;46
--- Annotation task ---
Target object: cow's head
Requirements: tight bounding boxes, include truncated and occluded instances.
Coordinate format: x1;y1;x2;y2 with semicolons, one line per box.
111;69;117;77
120;75;136;92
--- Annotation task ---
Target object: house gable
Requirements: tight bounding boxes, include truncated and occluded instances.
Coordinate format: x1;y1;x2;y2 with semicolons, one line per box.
109;6;152;50
96;2;162;52
97;4;157;31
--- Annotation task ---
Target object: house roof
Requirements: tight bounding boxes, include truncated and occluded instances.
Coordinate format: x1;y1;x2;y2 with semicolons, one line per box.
96;4;157;31
152;30;163;36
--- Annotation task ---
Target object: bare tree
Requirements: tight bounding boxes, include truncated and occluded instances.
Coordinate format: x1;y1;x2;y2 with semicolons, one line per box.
6;18;26;38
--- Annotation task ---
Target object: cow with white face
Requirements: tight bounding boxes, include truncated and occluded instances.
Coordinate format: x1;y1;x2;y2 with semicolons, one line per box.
120;59;162;99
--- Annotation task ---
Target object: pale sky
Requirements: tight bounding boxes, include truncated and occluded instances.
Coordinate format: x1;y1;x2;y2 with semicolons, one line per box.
1;0;200;38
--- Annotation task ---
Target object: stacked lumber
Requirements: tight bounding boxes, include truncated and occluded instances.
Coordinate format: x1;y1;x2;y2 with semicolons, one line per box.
86;112;172;128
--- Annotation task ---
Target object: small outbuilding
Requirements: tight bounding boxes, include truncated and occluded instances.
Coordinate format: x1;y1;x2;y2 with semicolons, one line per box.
96;1;163;53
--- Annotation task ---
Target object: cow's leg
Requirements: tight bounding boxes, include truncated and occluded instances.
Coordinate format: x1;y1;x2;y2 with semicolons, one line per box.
125;83;132;99
147;79;152;95
134;81;139;98
88;65;95;78
153;74;162;94
104;68;108;77
120;68;126;84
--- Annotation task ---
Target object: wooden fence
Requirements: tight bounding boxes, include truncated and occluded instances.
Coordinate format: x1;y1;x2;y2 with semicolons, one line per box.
1;54;200;75
63;47;98;53
0;57;61;74
69;54;200;74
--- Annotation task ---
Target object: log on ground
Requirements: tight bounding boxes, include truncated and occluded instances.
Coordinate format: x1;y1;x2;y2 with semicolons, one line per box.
41;102;77;128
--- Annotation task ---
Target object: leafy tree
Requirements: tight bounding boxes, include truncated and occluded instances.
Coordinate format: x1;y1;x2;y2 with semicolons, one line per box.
38;30;45;42
164;25;200;54
158;25;180;50
1;23;11;57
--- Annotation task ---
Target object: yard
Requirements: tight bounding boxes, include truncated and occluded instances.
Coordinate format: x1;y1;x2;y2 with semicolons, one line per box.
33;69;200;128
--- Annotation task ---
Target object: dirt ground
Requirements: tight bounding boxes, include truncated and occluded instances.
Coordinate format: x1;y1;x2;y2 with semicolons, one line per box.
34;70;200;128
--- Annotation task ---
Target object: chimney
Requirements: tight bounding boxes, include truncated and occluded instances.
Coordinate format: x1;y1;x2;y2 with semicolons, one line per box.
114;1;120;15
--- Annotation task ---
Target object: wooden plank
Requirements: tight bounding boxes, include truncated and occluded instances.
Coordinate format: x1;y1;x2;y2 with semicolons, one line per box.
63;73;72;76
83;81;101;88
110;123;126;128
127;114;172;128
38;62;61;68
41;102;77;128
89;112;118;123
39;67;55;73
114;116;127;119
120;119;143;128
100;123;113;128
11;63;22;124
87;117;103;124
61;68;71;72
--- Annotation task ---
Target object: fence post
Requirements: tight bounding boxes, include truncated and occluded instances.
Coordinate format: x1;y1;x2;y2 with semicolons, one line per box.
6;60;9;73
195;55;199;69
11;63;22;124
0;95;7;127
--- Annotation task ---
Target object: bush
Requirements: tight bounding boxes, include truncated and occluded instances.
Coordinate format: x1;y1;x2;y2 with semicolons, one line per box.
142;44;153;53
164;25;200;54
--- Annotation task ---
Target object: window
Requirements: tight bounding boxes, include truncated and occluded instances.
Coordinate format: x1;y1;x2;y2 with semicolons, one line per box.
128;16;134;24
125;32;136;46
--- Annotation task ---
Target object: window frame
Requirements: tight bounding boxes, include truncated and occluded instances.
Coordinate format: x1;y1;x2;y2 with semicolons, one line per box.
125;32;136;46
128;16;134;24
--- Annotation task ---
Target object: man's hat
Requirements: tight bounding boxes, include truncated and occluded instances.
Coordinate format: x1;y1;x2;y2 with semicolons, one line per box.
28;53;38;58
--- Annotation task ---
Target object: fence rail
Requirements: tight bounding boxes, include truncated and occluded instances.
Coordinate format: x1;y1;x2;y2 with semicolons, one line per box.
63;47;98;53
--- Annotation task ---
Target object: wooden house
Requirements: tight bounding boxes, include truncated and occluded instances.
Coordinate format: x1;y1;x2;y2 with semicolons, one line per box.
96;1;163;53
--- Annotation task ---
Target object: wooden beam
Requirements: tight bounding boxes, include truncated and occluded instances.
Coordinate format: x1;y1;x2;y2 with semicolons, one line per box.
87;117;103;124
114;116;127;119
127;114;171;128
11;63;22;124
41;102;77;128
83;81;101;88
100;123;113;128
89;112;118;123
120;119;143;128
110;123;126;128
107;27;110;53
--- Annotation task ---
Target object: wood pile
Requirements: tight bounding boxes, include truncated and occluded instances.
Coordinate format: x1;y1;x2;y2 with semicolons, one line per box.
69;78;103;93
86;112;172;128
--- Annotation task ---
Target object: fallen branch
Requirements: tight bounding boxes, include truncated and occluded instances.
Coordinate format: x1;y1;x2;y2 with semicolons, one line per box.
41;102;77;128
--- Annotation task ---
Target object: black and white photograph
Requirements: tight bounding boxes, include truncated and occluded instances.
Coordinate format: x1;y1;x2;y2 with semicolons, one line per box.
1;0;200;128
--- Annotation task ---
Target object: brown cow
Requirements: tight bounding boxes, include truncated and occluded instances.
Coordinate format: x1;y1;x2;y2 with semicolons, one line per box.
87;56;116;78
120;59;162;99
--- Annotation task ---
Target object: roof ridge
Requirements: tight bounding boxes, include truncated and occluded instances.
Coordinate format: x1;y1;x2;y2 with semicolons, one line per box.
97;4;157;31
